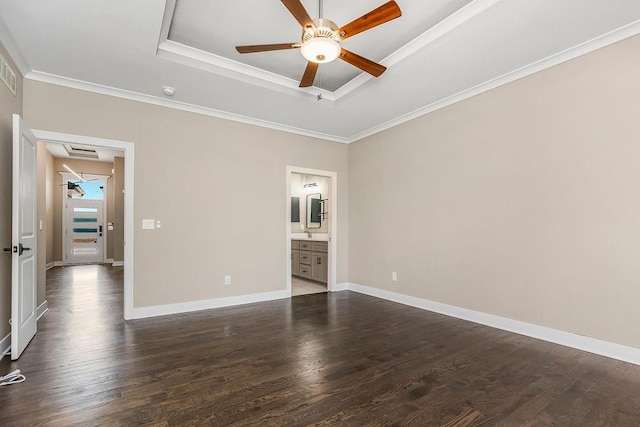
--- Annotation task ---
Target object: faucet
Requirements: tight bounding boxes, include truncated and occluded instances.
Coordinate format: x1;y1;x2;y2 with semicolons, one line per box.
304;227;313;238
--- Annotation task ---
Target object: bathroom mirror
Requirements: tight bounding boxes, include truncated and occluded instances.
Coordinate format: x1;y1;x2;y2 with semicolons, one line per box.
306;193;322;229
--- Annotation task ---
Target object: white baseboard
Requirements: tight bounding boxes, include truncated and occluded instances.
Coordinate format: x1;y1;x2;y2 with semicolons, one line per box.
111;261;124;267
106;258;114;264
37;300;49;321
132;289;291;319
0;333;10;360
347;282;640;366
331;282;349;292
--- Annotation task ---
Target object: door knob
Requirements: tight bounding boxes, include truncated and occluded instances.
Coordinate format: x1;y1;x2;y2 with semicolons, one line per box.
18;243;31;256
3;247;12;253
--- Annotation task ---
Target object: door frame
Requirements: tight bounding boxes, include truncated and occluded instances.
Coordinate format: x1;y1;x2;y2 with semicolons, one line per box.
33;130;135;320
60;172;109;265
285;166;338;294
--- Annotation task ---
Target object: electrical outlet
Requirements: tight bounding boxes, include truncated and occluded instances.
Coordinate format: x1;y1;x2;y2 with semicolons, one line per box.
392;272;397;282
224;275;231;286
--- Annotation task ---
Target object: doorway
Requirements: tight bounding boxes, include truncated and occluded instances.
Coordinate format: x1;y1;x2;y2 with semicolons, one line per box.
61;173;109;264
34;130;135;320
286;167;337;297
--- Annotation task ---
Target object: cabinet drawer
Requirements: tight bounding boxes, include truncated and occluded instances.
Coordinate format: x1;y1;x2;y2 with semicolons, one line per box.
299;264;311;279
291;240;300;249
311;242;327;253
299;241;312;250
299;251;311;265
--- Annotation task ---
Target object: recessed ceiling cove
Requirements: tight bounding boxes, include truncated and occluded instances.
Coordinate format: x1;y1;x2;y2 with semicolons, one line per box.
160;0;473;94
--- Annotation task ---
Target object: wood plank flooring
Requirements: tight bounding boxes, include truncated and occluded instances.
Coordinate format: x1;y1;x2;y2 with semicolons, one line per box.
1;265;640;425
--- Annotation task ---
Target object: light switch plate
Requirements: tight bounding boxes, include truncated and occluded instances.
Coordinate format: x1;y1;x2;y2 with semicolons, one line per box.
142;219;155;229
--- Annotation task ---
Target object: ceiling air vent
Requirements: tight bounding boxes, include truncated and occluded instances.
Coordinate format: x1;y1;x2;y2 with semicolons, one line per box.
64;144;100;159
0;53;17;96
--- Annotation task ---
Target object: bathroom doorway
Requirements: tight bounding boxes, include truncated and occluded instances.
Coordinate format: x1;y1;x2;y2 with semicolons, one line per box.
286;167;337;297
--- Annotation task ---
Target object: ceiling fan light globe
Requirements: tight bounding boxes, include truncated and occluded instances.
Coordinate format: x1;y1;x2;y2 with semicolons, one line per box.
301;38;340;64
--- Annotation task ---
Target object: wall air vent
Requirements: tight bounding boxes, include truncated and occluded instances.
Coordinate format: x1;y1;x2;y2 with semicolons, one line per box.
0;53;17;96
64;144;100;159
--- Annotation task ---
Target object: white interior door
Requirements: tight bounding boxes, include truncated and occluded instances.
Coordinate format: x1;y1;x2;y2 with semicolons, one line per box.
65;199;105;263
11;114;38;360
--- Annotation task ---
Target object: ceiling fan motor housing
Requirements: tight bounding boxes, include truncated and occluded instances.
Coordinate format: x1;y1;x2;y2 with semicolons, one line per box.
301;18;341;63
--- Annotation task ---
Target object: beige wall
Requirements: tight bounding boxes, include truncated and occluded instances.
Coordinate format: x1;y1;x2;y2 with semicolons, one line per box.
23;81;349;308
51;158;113;262
45;149;55;265
0;41;23;341
36;142;54;307
349;34;640;349
113;157;124;263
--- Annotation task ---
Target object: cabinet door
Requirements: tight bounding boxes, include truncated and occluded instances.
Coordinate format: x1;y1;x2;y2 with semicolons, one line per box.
292;250;300;276
311;252;328;283
299;264;312;279
320;253;328;283
300;251;311;265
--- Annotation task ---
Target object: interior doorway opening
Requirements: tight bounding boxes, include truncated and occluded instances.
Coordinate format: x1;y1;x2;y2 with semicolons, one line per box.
286;167;337;297
34;130;135;320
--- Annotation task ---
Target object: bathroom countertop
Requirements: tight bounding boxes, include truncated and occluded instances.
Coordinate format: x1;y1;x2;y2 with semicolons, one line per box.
291;233;329;241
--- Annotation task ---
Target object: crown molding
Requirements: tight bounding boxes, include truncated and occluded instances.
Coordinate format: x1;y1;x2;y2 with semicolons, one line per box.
346;18;640;143
0;13;30;76
157;40;338;102
25;70;349;144
332;0;503;99
22;16;640;145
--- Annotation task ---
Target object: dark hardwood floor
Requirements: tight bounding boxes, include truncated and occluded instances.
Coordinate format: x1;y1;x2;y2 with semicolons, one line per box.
1;265;640;425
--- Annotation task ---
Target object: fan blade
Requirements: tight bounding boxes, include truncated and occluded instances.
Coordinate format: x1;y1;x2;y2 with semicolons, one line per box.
339;48;386;77
337;1;402;41
236;43;301;54
281;0;316;32
299;61;319;87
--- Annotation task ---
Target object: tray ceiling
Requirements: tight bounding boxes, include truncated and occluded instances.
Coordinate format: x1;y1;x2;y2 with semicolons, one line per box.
1;0;640;142
167;0;473;92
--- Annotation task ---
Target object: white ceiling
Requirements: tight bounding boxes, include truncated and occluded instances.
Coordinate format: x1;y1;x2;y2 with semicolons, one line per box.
1;0;640;142
45;142;123;163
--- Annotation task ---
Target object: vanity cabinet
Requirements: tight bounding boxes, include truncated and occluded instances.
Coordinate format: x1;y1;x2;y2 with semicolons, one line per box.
292;240;327;284
311;252;328;283
291;250;300;276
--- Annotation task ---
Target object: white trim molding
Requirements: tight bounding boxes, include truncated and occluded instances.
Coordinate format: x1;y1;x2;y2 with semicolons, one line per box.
111;261;124;267
22;17;640;145
25;71;348;144
0;333;10;360
36;300;48;321
132;289;290;319
332;282;349;292
348;283;640;366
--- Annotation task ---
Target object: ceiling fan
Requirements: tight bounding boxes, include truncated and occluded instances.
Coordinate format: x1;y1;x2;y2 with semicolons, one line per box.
235;0;402;88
